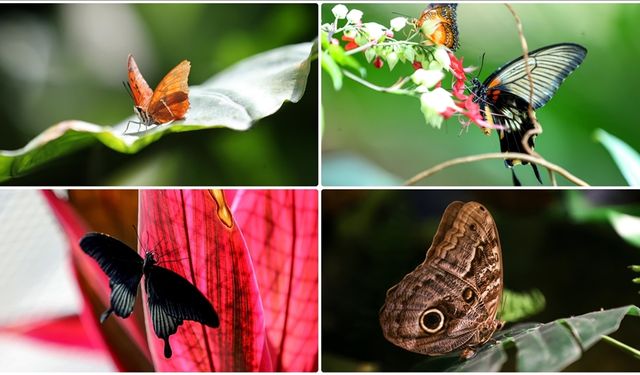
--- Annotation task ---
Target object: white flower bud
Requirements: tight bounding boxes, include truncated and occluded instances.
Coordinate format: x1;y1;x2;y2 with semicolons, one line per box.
390;17;407;31
332;4;348;19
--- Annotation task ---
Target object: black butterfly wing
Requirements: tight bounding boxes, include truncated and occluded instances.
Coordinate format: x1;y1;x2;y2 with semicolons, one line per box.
482;43;587;109
474;43;585;184
79;232;144;321
144;265;219;358
482;93;542;184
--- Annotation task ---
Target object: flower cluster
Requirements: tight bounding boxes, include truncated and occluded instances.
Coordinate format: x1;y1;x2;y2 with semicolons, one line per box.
322;4;492;130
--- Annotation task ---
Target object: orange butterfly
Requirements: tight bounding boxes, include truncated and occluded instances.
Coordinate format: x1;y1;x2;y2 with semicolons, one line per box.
124;54;191;133
416;4;459;51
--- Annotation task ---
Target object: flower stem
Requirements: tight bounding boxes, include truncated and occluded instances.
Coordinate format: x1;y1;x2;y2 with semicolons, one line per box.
342;70;413;95
345;41;377;56
405;152;589;186
601;335;640;360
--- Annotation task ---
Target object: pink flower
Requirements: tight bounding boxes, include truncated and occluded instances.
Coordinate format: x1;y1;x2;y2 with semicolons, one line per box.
341;35;358;51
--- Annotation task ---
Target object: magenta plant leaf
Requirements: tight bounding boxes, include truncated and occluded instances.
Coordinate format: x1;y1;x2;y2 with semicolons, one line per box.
0;315;99;350
232;190;319;371
42;191;152;371
138;190;270;371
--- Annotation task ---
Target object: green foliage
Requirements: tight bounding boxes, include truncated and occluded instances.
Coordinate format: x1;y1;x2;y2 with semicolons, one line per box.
447;305;640;371
595;128;640;186
0;42;314;182
499;289;546;323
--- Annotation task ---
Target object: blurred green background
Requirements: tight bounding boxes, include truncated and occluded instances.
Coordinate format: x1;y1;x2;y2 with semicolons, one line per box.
322;190;640;371
0;3;317;185
321;3;640;186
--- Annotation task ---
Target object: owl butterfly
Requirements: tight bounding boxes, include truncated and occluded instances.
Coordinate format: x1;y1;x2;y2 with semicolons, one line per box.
415;3;459;51
124;54;190;133
379;201;503;359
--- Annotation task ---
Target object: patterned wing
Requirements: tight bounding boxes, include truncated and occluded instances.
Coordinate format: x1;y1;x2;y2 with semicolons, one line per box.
483;43;587;109
144;264;219;358
79;232;143;321
127;54;154;109
417;4;459;51
379;202;503;356
147;60;191;124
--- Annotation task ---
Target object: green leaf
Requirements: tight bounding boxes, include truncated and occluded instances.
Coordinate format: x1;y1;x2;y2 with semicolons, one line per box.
0;42;315;182
322;34;365;76
447;305;640;371
499;289;546;323
594;128;640;186
608;211;640;247
322;51;343;90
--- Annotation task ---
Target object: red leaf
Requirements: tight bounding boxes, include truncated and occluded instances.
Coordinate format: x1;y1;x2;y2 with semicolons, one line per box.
0;315;99;350
138;190;269;371
43;191;153;371
232;190;318;371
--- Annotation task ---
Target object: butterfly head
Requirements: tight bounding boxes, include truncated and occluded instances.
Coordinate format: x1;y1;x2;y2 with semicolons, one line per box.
143;251;157;271
133;105;154;127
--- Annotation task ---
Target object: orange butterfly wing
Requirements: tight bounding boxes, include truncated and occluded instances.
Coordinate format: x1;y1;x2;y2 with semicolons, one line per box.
417;4;459;51
127;54;153;109
147;60;191;123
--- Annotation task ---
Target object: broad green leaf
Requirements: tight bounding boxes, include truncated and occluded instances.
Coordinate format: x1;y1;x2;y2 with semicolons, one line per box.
0;42;315;182
446;305;640;372
595;128;640;186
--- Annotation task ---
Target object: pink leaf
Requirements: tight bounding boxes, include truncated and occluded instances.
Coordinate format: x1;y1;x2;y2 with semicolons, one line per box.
0;315;99;350
138;190;269;371
232;190;319;371
43;191;153;371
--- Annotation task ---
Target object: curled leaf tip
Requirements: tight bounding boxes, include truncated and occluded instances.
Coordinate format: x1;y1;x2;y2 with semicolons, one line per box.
209;189;234;228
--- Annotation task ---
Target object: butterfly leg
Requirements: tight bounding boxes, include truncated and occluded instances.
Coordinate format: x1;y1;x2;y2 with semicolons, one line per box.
460;348;476;360
100;307;114;323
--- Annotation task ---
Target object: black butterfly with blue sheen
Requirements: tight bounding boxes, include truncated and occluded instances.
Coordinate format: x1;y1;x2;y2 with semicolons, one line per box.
80;232;219;359
471;43;587;185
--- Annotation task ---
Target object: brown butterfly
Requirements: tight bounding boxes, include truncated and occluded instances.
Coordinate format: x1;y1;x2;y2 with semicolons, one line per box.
416;4;459;51
379;201;503;359
124;54;190;133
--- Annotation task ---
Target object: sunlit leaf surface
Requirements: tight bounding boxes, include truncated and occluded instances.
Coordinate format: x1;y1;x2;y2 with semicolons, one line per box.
138;190;269;371
0;42;314;182
232;190;319;371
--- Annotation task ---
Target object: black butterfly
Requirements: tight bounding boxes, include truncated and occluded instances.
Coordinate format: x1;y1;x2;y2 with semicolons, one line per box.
471;43;587;185
79;232;219;359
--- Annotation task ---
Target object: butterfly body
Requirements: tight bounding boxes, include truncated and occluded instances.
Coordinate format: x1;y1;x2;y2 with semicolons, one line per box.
80;232;219;359
380;201;503;358
416;4;459;51
125;54;191;133
471;43;587;184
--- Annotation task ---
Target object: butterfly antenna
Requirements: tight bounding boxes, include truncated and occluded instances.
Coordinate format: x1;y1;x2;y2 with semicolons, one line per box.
475;52;486;80
158;257;189;265
391;11;411;18
131;225;146;253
